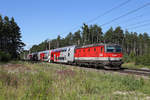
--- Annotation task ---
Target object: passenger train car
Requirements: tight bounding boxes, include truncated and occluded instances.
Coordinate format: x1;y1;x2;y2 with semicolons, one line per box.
27;43;123;69
50;46;75;63
27;52;38;61
38;50;50;62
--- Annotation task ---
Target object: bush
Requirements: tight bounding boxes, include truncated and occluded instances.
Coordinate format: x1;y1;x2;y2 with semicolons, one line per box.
123;52;136;63
129;52;136;62
135;55;150;66
122;54;130;63
0;51;11;62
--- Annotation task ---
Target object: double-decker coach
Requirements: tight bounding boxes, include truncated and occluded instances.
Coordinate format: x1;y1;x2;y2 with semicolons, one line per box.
50;45;75;63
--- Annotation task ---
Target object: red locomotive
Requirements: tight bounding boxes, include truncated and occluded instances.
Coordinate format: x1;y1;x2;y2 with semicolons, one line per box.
74;44;123;69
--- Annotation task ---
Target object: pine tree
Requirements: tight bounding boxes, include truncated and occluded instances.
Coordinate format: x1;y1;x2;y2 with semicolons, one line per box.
104;27;114;43
113;26;124;45
0;15;25;59
81;23;90;45
89;24;103;44
0;15;3;50
73;30;81;45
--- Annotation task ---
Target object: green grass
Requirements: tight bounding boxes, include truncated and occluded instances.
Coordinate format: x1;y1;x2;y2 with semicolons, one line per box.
0;61;150;100
0;62;8;65
122;62;150;69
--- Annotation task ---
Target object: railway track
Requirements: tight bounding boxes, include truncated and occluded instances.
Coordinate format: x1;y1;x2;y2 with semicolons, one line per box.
71;65;150;77
92;67;150;77
117;68;150;76
24;60;150;77
58;63;150;77
73;64;150;77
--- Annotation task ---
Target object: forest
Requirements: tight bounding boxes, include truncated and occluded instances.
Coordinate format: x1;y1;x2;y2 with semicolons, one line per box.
29;23;150;66
0;14;149;66
0;15;25;61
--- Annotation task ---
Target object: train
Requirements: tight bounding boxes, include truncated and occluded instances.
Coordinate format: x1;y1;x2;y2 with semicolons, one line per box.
27;43;123;69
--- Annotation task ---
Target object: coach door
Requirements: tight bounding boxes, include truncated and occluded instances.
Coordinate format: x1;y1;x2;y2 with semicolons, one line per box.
67;47;74;62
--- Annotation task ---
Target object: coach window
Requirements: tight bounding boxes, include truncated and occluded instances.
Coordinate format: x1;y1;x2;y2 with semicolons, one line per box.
83;49;85;52
94;48;96;51
88;49;90;52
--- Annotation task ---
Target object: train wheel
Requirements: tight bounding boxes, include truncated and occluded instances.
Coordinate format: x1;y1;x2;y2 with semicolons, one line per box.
104;66;121;70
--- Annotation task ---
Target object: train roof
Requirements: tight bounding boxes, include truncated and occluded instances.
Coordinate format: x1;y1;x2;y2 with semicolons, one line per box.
52;45;76;52
30;44;121;54
76;43;120;49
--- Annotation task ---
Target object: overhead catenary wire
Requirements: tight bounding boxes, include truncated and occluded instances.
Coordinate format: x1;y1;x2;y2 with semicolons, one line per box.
133;27;150;32
122;19;150;27
119;14;144;23
60;0;132;36
126;22;150;30
115;14;147;27
100;2;150;27
86;0;132;24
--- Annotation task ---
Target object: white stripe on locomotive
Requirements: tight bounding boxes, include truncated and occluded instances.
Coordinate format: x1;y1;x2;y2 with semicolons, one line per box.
75;57;121;61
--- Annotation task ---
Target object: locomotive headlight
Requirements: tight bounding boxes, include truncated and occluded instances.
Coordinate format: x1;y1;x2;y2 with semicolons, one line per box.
99;54;103;56
112;54;117;57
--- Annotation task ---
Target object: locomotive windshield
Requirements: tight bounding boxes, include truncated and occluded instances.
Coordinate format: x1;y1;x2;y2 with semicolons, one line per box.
115;46;122;53
106;45;122;53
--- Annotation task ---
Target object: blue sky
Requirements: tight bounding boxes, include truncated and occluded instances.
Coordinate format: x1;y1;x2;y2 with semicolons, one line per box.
0;0;150;50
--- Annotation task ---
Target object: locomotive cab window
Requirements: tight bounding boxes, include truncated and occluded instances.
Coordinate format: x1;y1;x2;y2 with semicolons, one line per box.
106;46;122;53
115;46;122;53
106;46;115;52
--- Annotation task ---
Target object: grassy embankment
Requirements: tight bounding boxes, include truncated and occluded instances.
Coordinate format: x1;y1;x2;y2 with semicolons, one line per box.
0;61;150;100
122;54;150;69
122;62;150;69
